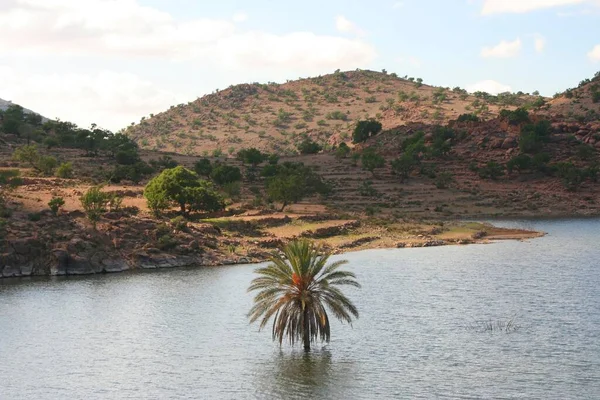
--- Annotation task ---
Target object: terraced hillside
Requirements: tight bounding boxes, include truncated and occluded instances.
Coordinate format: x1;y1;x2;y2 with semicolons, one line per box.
125;70;541;156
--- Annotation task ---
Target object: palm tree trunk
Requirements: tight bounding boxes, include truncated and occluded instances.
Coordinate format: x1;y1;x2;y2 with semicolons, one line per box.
303;308;310;352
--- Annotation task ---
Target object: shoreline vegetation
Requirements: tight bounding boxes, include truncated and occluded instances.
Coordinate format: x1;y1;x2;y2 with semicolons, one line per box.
0;208;544;279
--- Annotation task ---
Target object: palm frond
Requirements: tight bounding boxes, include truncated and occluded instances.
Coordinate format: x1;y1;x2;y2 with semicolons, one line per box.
247;239;360;349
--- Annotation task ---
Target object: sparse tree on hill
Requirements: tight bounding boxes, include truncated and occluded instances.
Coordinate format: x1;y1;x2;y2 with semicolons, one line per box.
361;148;385;176
352;119;382;144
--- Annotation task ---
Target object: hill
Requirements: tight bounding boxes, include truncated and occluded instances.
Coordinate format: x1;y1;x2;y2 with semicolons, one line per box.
125;70;542;156
1;71;599;278
0;98;45;117
545;72;600;120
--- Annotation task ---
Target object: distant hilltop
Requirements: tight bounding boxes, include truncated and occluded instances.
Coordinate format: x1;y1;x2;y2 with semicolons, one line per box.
0;98;44;118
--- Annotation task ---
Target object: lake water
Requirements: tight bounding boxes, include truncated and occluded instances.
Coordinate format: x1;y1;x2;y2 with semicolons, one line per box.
1;219;599;399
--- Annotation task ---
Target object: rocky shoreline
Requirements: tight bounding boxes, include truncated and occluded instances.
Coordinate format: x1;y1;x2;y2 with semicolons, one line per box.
0;212;545;279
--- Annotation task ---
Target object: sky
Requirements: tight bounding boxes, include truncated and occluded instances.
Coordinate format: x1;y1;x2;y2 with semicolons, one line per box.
0;0;599;131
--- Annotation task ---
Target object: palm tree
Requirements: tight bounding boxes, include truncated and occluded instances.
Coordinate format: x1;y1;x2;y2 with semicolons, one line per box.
248;239;360;351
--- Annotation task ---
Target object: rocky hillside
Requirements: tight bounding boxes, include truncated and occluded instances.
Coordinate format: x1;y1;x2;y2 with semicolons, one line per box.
125;70;541;156
546;72;600;120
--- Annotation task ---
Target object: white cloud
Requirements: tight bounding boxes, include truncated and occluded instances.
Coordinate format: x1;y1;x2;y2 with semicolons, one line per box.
0;1;377;128
481;0;591;15
481;38;522;58
335;15;366;36
467;80;513;94
392;2;404;9
232;12;248;22
0;1;375;66
0;66;180;130
588;44;600;62
534;34;546;53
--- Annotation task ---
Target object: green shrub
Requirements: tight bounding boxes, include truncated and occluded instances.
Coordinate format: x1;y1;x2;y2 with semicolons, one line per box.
48;197;65;216
28;212;42;222
157;234;178;250
554;162;586;191
335;142;351;159
108;194;123;211
500;108;530;125
237;148;265;165
0;169;23;187
222;181;242;200
577;144;596;160
115;149;140;165
170;216;188;232
210;165;242;185
194;158;213;177
108;162;153;183
435;172;453;189
80;186;111;228
326;111;348;121
478;161;505;180
518;120;551;154
359;181;378;197
506;154;532;173
36;156;57;176
297;138;322;154
457;113;480;123
149;155;178;172
56;162;73;178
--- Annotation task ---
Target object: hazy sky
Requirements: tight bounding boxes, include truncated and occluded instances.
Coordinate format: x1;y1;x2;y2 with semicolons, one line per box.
1;0;599;131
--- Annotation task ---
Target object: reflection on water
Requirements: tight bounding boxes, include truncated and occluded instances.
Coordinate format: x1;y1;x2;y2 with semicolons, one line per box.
1;219;600;399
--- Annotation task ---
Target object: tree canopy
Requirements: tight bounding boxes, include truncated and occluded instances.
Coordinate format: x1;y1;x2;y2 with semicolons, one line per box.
144;166;225;215
353;119;382;143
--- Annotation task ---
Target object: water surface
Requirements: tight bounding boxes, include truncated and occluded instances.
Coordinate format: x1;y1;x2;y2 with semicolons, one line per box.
1;219;599;399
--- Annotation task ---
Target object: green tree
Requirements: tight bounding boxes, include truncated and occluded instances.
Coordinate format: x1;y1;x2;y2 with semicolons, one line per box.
266;163;330;211
391;153;418;181
194;158;213;177
361;148;385;176
144;166;225;215
353;119;382;143
210;164;242;185
266;174;305;211
248;239;360;351
12;145;40;170
12;145;57;176
237;148;265;166
1;105;26;135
